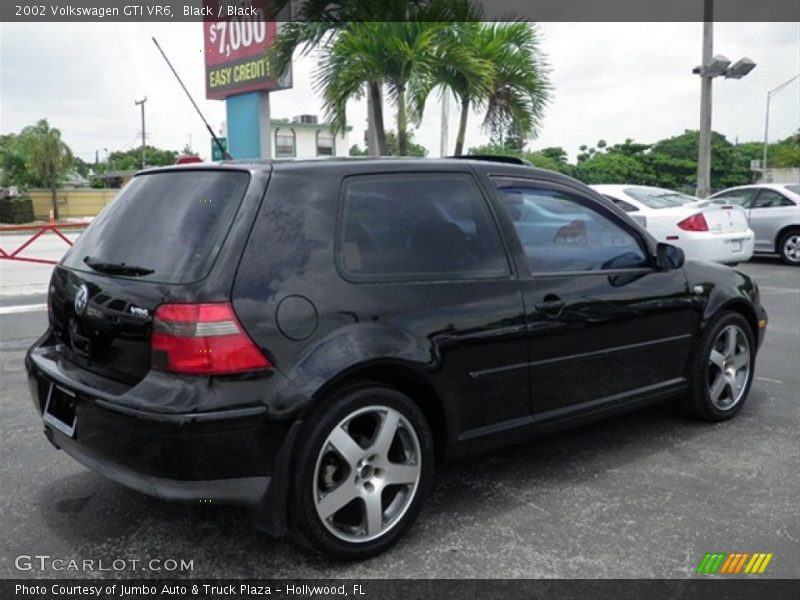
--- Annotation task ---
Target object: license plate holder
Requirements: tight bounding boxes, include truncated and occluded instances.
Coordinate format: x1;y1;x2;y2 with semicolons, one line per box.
43;383;77;438
729;239;743;252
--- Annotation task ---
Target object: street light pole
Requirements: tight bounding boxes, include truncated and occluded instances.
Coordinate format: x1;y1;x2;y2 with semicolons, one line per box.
696;0;714;199
135;97;147;169
763;74;800;179
693;0;756;198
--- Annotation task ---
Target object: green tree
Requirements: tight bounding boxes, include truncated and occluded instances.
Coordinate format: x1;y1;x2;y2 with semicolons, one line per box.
349;130;428;157
0;134;36;187
573;152;653;185
19;119;73;219
538;146;569;164
317;21;451;156
649;130;751;190
106;146;179;171
269;1;480;156
430;22;550;156
467;143;573;176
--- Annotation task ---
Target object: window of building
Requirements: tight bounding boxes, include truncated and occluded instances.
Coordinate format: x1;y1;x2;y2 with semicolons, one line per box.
338;174;509;281
275;128;296;158
316;130;335;156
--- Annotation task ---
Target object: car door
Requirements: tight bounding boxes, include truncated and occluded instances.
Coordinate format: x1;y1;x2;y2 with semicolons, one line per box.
333;170;530;439
487;176;697;420
747;189;799;252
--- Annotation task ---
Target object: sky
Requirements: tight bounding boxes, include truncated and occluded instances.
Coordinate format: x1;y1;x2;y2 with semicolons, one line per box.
1;21;798;163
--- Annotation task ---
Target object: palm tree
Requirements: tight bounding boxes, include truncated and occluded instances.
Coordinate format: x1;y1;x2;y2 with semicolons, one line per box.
436;22;551;156
268;0;481;156
316;21;450;156
21;119;73;220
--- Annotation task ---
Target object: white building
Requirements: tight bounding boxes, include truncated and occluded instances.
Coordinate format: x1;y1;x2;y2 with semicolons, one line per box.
220;115;351;160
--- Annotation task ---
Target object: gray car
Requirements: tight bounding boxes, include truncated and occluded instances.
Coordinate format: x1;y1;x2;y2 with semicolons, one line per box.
709;183;800;265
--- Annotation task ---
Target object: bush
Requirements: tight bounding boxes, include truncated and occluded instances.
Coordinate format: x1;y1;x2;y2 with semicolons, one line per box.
0;195;35;223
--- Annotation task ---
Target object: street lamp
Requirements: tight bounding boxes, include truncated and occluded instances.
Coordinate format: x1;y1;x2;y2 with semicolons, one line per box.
693;0;756;198
763;74;800;179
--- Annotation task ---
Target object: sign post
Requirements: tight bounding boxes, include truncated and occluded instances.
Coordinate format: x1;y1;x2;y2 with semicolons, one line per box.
203;1;291;159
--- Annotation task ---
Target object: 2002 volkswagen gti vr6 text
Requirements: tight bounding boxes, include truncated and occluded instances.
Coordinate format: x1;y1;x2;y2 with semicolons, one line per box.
26;157;767;559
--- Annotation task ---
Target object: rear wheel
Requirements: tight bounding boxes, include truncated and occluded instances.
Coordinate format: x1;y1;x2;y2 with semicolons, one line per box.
289;385;434;560
777;229;800;266
683;312;755;421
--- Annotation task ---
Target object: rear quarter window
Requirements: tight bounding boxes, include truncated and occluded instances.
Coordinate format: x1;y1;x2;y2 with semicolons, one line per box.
337;173;510;282
62;170;250;284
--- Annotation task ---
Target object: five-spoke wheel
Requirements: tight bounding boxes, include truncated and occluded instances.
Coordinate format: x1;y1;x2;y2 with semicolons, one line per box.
707;324;751;411
685;312;755;421
290;385;433;560
314;406;422;543
778;230;800;266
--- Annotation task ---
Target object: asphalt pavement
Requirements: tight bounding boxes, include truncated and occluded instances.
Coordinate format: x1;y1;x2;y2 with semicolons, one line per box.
0;257;797;579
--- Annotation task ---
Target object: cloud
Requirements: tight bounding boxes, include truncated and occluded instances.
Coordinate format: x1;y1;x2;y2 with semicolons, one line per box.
1;21;797;162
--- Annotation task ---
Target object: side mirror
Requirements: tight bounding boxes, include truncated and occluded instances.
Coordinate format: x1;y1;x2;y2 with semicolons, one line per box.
656;243;685;270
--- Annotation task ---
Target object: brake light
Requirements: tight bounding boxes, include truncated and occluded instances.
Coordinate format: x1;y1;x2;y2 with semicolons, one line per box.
677;213;709;232
175;155;203;165
151;303;271;375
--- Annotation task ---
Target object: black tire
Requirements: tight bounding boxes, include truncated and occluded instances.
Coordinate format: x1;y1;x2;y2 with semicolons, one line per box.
777;229;800;266
289;384;434;560
683;311;756;422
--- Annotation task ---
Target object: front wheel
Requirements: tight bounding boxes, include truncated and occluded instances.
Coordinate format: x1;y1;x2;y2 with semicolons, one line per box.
778;229;800;266
289;385;434;560
683;312;755;421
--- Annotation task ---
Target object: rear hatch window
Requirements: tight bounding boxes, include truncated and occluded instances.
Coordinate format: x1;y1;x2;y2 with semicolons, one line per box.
62;170;250;284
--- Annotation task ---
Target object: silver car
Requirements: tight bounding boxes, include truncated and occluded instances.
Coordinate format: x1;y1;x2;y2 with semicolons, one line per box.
709;183;800;265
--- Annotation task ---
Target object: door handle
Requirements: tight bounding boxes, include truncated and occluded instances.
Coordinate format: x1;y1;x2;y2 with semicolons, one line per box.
534;294;565;317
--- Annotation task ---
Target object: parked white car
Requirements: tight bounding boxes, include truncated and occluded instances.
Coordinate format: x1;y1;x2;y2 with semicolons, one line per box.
708;184;800;265
591;185;755;265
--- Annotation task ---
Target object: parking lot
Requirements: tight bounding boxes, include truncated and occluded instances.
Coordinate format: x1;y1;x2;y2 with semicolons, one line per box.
0;257;797;579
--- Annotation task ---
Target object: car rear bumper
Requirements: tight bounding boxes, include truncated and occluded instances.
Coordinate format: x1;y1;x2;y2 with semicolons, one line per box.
25;334;294;510
672;230;755;264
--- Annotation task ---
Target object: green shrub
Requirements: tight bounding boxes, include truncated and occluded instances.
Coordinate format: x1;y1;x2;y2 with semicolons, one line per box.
0;195;35;223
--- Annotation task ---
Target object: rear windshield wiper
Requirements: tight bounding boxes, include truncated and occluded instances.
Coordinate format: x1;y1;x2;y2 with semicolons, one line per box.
83;256;154;277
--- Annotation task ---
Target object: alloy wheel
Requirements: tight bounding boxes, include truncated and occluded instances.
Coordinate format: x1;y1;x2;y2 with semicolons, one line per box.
313;405;422;543
707;324;751;411
782;234;800;263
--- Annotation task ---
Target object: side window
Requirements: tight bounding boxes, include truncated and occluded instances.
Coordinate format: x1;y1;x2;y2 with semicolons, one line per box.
752;189;794;208
712;189;755;207
495;182;649;273
338;174;509;281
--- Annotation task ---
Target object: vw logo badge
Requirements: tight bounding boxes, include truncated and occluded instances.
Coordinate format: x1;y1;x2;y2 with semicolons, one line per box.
74;283;89;316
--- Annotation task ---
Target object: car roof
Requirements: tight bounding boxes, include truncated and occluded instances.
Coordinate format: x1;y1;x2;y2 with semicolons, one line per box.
711;183;798;195
136;156;583;187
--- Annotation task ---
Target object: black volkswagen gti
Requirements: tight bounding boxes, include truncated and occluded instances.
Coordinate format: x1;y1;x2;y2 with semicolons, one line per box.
26;158;767;560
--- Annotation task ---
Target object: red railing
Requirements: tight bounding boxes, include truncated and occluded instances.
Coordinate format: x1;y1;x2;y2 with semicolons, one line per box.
0;222;90;265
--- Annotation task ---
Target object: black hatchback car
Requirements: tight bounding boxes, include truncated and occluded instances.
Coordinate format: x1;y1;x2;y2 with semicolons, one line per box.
26;158;767;559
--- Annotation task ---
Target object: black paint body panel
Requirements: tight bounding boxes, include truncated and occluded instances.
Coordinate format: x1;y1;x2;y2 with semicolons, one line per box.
26;159;767;536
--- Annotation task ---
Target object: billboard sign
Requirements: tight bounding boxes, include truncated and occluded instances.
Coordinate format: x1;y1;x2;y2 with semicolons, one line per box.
203;0;292;100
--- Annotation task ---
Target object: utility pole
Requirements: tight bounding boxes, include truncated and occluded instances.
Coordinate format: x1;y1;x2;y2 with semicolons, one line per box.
696;0;714;199
135;97;147;169
440;95;450;157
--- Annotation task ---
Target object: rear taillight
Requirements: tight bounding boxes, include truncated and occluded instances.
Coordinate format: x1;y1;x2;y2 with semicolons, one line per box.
677;213;709;232
151;303;271;375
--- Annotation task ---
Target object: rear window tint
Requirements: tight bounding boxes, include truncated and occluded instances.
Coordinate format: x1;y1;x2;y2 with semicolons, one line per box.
338;173;509;281
63;170;249;283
